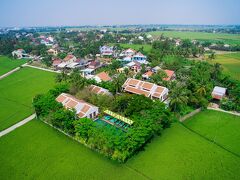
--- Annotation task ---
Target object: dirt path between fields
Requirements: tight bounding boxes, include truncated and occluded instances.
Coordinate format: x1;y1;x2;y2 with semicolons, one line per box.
0;114;36;138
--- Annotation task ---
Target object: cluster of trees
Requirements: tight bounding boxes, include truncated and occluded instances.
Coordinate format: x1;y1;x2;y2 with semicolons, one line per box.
148;39;204;63
33;83;173;162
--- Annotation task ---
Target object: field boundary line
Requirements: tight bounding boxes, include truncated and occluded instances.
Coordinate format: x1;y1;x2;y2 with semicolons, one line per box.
23;64;61;73
0;67;20;80
124;165;152;180
0;114;36;138
207;107;240;116
180;123;240;159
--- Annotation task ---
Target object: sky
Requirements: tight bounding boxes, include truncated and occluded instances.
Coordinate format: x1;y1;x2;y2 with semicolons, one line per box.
0;0;240;27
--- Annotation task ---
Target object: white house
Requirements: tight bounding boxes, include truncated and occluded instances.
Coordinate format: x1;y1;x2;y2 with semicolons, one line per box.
56;93;99;119
212;86;227;100
99;45;114;56
122;78;169;102
132;52;147;63
119;48;136;57
12;49;31;59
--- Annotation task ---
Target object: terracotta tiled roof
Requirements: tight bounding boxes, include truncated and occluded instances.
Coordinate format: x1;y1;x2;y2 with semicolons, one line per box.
125;86;150;97
56;93;98;118
89;85;111;95
143;71;153;77
122;78;168;101
96;72;112;81
163;70;175;81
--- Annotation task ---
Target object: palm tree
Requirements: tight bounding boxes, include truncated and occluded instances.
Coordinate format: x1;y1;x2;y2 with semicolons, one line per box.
169;83;189;112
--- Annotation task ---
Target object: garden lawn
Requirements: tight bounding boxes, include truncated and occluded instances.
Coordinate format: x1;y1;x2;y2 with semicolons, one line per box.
149;31;240;45
0;67;55;131
0;56;27;76
184;110;240;156
209;53;240;80
1;120;240;179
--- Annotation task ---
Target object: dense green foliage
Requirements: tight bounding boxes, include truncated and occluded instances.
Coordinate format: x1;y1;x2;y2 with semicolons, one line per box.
33;85;173;162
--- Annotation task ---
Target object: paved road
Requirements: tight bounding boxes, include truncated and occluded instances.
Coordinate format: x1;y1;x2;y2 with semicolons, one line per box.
0;114;36;138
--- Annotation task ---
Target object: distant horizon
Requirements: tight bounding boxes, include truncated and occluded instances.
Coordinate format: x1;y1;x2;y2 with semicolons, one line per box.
1;23;240;29
1;0;240;27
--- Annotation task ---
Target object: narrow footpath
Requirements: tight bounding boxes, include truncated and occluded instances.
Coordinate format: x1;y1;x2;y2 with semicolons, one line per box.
0;114;36;138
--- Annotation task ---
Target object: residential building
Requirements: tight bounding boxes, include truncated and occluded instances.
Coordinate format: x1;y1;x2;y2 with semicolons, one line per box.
142;71;154;80
99;45;114;56
93;72;112;83
132;52;147;63
88;60;101;69
12;49;31;59
47;48;58;56
63;54;77;63
122;78;169;102
212;86;227;100
119;48;136;57
126;61;142;73
56;93;99;119
89;85;112;96
163;70;176;81
52;58;62;67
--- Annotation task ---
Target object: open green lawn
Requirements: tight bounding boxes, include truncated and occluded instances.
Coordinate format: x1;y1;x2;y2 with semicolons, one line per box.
209;53;240;80
0;67;55;131
0;56;27;76
0;119;240;179
184;110;240;156
149;31;240;45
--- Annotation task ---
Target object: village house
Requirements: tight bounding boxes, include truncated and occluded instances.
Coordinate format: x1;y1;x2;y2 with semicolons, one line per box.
117;66;129;73
63;54;77;63
119;48;136;57
47;48;58;56
99;45;114;56
92;72;112;83
132;52;147;63
89;85;112;96
212;86;227;100
52;58;62;67
163;69;176;81
88;60;101;69
126;61;142;73
56;93;99;119
122;78;169;102
12;49;31;59
142;71;154;80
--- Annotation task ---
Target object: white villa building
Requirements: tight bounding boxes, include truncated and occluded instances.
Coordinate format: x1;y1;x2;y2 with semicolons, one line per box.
56;93;99;119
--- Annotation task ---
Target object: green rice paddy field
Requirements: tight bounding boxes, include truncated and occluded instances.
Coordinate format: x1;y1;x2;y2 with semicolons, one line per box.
0;56;27;76
209;53;240;80
0;67;55;131
184;110;240;156
149;31;240;45
0;115;240;179
0;64;240;179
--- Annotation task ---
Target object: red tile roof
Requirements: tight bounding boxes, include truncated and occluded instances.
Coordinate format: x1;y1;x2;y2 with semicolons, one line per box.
96;72;112;81
163;70;175;81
